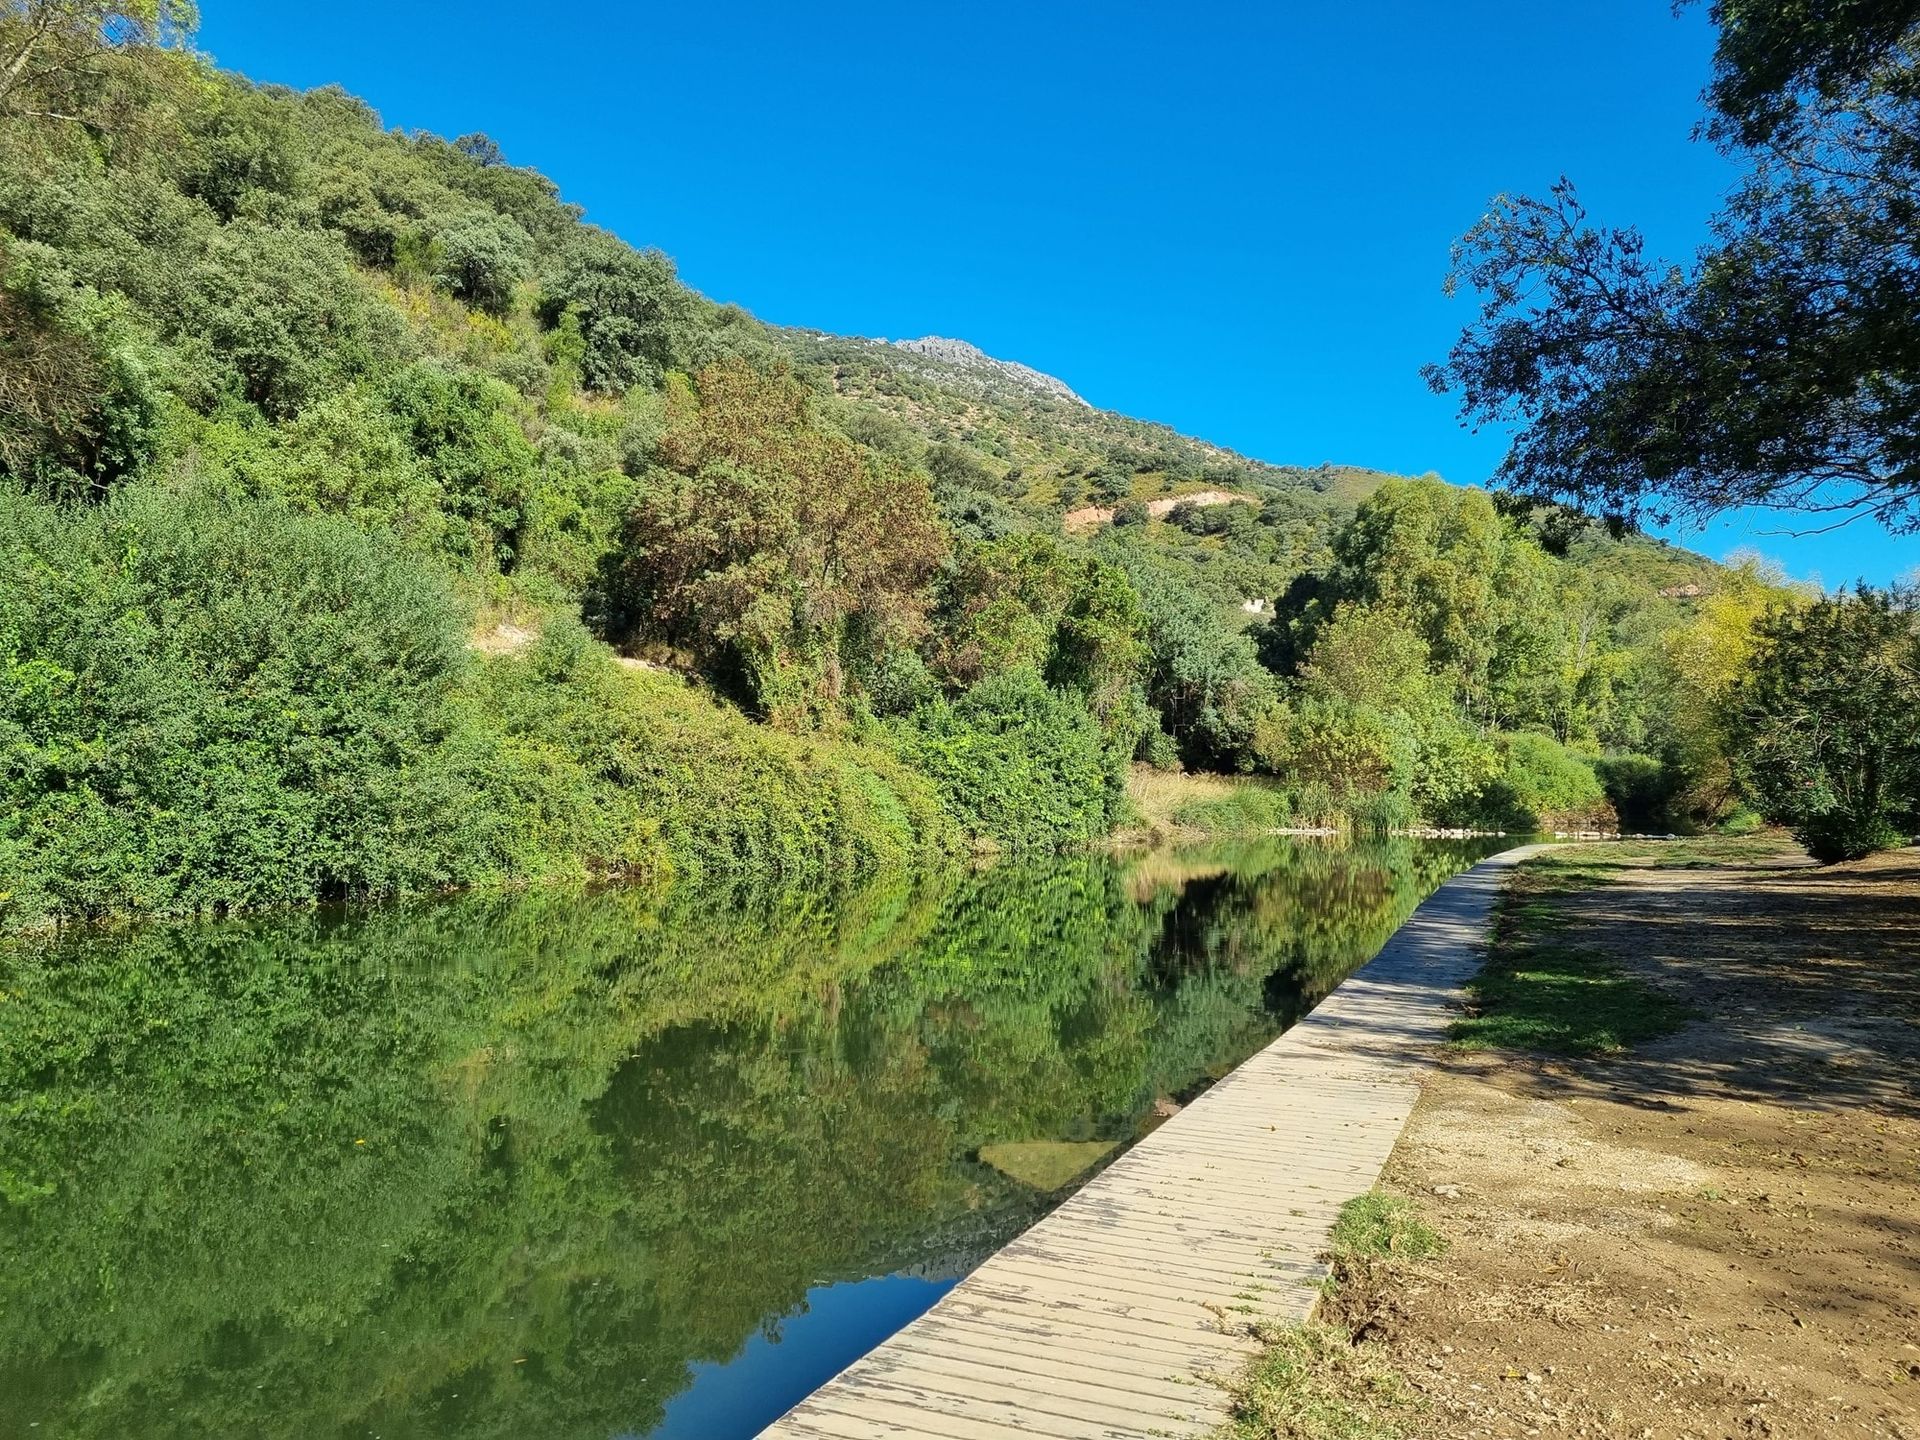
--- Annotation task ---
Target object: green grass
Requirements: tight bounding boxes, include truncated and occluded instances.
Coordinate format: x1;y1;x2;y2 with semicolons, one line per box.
1448;846;1712;1056
1211;1194;1439;1440
1452;940;1691;1054
1171;783;1297;833
1327;1194;1445;1262
1215;1322;1418;1440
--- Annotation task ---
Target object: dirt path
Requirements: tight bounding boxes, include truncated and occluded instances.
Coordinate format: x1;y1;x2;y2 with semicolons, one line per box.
1364;843;1920;1439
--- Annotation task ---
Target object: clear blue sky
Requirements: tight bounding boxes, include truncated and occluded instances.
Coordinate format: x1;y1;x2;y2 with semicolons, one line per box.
200;1;1915;587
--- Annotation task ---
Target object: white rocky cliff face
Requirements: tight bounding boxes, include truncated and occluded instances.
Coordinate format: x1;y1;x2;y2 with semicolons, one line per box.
886;336;1088;406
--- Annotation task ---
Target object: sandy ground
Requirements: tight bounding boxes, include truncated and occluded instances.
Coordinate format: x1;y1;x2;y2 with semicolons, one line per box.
1361;845;1920;1439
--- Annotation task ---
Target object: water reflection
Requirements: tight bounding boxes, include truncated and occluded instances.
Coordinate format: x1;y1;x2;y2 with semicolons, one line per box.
0;838;1496;1439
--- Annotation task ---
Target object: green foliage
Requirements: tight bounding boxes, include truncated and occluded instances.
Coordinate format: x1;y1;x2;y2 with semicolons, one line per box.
1730;587;1920;861
0;484;477;925
382;360;537;571
1594;752;1674;831
1474;731;1613;832
0;238;160;496
0;482;957;930
1292;478;1566;728
588;361;948;724
1169;779;1295;833
1111;548;1282;771
1431;8;1920;533
539;229;692;391
179;220;409;418
898;669;1117;850
432;209;532;315
0;17;1772;922
452;624;956;883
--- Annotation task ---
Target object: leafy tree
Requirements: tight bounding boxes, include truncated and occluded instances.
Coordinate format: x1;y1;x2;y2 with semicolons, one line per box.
1292;603;1501;819
926;532;1140;694
539;229;692;391
1429;3;1920;533
432;209;532;315
1656;555;1798;817
0;0;195;124
590;361;948;724
1257;697;1407;825
1113;551;1280;770
1473;731;1613;833
1088;462;1131;503
1283;478;1565;727
1729;586;1920;860
925;441;997;495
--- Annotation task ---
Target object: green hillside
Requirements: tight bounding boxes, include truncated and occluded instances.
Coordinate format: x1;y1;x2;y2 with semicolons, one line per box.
0;11;1762;931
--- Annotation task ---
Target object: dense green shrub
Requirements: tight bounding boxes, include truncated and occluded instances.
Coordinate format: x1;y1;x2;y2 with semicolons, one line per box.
898;669;1116;850
1110;550;1281;771
0;485;478;926
1474;732;1614;832
1730;588;1920;861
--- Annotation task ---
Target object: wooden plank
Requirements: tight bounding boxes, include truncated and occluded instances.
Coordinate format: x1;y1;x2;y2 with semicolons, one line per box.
757;846;1540;1439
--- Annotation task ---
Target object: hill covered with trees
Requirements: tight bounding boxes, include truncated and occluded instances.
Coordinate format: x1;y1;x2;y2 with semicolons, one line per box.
0;3;1791;930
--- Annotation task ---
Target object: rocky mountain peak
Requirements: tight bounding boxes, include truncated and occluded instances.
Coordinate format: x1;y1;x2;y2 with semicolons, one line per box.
887;336;1088;407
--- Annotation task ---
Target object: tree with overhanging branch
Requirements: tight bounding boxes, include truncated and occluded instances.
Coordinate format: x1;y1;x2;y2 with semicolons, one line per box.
1429;0;1920;536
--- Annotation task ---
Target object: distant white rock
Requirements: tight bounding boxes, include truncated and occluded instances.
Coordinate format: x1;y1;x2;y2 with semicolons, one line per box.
885;335;1088;407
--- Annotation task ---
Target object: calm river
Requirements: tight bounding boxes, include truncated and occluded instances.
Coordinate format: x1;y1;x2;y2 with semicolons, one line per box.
0;837;1498;1439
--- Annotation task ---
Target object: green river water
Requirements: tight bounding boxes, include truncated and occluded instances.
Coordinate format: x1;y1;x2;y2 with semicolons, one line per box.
0;837;1499;1439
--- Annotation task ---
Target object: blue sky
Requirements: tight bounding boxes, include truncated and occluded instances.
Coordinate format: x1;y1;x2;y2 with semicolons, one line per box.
200;1;1915;586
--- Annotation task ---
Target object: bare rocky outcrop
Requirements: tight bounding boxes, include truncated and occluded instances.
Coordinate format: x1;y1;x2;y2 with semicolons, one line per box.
886;335;1087;406
1062;487;1257;532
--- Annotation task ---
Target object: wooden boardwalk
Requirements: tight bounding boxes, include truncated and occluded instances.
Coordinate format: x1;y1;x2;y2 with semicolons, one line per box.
758;846;1542;1440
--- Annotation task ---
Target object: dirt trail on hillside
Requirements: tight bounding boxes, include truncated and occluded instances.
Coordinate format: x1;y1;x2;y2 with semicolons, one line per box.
1368;848;1920;1439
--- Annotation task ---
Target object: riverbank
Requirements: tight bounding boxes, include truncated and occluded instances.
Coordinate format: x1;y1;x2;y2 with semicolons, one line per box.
760;845;1538;1438
0;838;1495;1439
1217;837;1920;1439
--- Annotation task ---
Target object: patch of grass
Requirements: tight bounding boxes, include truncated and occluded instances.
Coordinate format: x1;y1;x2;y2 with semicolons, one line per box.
1450;851;1701;1056
1215;1321;1417;1440
1125;767;1303;836
1172;783;1297;834
1212;1193;1438;1439
1453;940;1691;1055
1328;1194;1445;1262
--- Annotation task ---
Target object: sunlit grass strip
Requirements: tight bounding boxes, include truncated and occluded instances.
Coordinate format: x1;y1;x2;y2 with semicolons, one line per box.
1450;851;1694;1055
1212;1193;1440;1440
